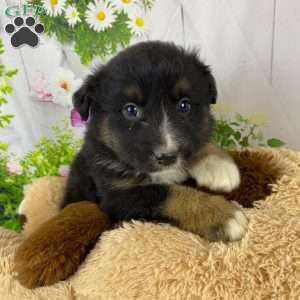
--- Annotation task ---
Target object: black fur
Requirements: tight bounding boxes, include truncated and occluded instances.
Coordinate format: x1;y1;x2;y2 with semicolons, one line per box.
62;41;217;223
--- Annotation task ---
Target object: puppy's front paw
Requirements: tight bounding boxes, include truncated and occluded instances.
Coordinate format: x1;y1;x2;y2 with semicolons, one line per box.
161;186;248;242
14;202;111;288
205;206;248;242
195;197;248;242
189;155;240;193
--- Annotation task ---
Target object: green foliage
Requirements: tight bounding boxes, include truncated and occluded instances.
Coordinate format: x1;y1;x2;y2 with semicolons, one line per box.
0;122;82;230
22;121;82;179
31;0;153;65
0;38;18;130
0;143;9;151
141;0;155;9
214;113;285;150
267;138;285;148
0;155;25;231
72;12;132;65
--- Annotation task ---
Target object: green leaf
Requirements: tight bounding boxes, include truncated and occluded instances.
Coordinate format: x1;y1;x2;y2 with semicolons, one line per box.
141;0;155;9
234;131;241;141
0;37;17;129
239;136;249;148
0;219;21;231
267;138;285;148
5;69;18;78
0;143;8;151
0;96;7;105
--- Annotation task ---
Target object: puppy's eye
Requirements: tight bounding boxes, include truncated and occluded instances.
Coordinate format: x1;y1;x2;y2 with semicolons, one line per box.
177;97;191;113
122;103;142;121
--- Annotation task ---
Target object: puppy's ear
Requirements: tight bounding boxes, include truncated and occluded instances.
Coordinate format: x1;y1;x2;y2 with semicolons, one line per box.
207;73;217;104
72;76;95;121
73;88;92;121
192;52;218;104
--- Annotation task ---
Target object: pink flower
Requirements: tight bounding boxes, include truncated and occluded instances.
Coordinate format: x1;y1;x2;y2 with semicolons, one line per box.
30;73;53;102
35;89;53;101
7;160;23;175
70;109;87;127
58;165;70;177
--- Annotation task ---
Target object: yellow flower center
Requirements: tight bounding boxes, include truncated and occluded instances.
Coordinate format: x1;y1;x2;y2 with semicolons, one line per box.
50;0;58;7
122;0;132;4
96;10;106;21
71;10;78;17
135;16;144;28
59;80;70;92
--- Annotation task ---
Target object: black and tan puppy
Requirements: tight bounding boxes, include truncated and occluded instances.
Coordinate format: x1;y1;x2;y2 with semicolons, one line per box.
63;41;247;239
15;41;247;288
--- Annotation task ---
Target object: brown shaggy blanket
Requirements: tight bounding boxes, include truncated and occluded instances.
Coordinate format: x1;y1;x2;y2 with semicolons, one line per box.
1;148;300;299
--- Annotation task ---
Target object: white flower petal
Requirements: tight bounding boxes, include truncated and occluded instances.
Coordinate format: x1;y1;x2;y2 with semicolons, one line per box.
65;5;81;27
42;0;66;17
49;68;82;108
127;9;148;36
85;1;116;32
110;0;138;14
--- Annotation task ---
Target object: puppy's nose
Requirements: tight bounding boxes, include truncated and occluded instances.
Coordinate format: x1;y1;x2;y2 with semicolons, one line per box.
155;151;178;166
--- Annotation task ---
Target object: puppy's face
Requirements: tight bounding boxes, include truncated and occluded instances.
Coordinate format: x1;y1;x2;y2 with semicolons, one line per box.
74;42;216;177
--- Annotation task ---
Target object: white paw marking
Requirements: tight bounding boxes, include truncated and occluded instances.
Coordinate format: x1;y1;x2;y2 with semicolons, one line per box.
225;210;248;241
190;155;241;192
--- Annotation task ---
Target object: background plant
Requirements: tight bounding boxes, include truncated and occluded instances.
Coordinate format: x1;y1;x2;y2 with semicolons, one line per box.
0;38;18;151
0;155;27;231
141;0;155;9
22;121;82;179
0;122;82;230
213;102;285;150
30;0;155;65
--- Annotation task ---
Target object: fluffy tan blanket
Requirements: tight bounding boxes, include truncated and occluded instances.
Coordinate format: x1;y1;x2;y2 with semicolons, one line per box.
1;148;300;299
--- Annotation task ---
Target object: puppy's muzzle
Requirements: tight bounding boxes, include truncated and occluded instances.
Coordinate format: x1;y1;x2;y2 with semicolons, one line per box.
154;151;178;166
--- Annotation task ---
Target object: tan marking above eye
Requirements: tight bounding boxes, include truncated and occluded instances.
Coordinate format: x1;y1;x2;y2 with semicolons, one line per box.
124;86;143;103
174;78;191;98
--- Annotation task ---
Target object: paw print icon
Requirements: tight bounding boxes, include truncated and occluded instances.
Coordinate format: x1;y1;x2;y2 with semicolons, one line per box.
5;16;44;48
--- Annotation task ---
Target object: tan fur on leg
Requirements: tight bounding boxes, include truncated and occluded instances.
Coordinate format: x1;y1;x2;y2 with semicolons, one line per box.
188;143;241;193
161;185;248;242
14;201;112;288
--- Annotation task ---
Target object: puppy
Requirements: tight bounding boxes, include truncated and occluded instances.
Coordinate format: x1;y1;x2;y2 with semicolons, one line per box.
63;41;246;241
15;41;247;288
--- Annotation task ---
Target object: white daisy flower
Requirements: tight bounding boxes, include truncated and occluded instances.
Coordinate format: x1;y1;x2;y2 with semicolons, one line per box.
50;68;82;107
110;0;137;14
127;9;147;37
42;0;66;17
86;1;116;32
65;5;81;27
